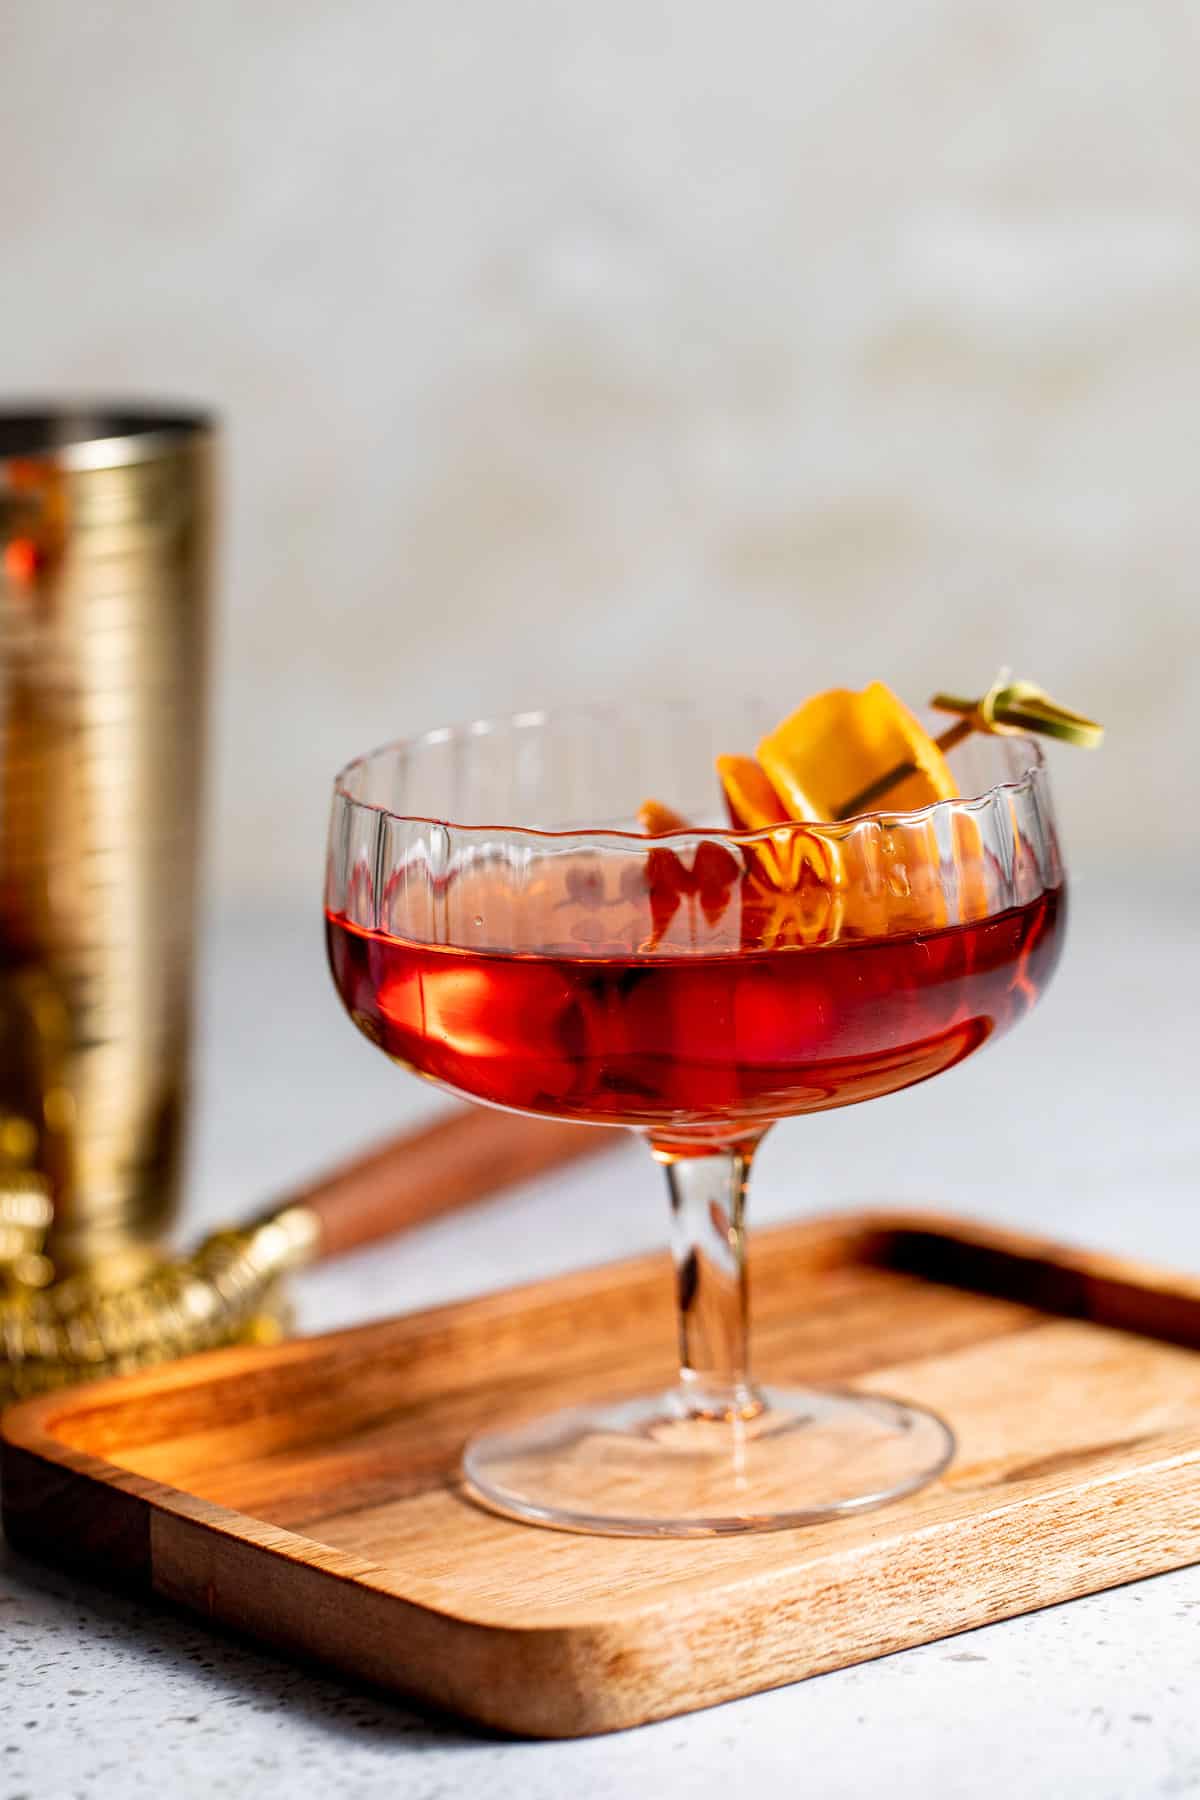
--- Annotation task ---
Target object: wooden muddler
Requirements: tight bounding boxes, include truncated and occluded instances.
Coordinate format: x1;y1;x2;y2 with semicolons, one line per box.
288;1107;615;1262
0;1108;618;1398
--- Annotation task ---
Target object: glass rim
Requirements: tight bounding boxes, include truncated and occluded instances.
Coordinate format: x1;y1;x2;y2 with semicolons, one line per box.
331;700;1049;845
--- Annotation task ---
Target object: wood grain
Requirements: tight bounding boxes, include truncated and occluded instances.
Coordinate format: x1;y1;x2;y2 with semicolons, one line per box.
4;1210;1200;1738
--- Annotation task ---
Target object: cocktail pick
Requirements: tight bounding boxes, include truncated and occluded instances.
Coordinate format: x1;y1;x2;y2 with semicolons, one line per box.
835;673;1104;820
930;673;1105;748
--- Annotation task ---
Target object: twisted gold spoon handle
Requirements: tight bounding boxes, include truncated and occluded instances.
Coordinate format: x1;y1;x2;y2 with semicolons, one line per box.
1;1108;613;1400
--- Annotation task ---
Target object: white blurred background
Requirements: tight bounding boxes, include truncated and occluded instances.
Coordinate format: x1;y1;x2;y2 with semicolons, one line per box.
3;2;1196;1284
5;17;1200;1788
5;1;1198;904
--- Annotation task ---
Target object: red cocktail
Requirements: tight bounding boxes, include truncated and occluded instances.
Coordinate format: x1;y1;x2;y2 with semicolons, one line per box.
328;888;1062;1134
325;698;1067;1534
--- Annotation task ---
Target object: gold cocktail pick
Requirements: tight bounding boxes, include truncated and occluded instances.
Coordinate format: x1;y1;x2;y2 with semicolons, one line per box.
836;673;1104;820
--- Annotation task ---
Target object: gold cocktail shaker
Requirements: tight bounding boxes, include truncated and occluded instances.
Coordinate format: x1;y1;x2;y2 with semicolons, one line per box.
0;408;213;1281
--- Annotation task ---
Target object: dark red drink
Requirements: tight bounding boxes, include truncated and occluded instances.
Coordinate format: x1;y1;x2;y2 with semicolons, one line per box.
326;884;1064;1136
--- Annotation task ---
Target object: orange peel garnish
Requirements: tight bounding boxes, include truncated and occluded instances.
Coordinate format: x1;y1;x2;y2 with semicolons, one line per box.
637;798;691;836
637;798;740;947
637;672;1033;946
740;841;845;947
716;755;789;831
758;682;958;824
951;812;991;923
717;753;809;892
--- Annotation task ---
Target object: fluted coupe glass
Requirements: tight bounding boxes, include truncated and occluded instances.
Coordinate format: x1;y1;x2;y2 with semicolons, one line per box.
326;701;1066;1535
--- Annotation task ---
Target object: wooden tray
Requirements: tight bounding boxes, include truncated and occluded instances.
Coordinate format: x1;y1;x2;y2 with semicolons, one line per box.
5;1211;1200;1738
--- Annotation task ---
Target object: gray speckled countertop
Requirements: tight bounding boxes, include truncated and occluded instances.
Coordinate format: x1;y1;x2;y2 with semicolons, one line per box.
3;865;1199;1800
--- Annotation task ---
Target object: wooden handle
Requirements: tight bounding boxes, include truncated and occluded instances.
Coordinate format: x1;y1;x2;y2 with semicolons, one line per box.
289;1107;616;1262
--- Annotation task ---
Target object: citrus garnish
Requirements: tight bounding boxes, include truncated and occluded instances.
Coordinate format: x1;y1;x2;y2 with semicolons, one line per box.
717;754;813;892
758;682;958;824
637;798;690;836
636;799;740;948
740;837;845;947
634;674;1099;948
716;755;789;831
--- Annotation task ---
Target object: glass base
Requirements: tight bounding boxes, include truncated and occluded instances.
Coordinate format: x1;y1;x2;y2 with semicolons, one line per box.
462;1385;955;1537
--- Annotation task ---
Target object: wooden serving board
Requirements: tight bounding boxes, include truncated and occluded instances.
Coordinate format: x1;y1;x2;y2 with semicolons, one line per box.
5;1211;1200;1738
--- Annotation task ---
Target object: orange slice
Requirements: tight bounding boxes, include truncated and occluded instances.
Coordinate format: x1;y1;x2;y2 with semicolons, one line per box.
757;682;958;823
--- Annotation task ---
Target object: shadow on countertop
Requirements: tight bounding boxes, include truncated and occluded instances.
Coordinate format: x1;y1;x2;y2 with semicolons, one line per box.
0;1530;489;1754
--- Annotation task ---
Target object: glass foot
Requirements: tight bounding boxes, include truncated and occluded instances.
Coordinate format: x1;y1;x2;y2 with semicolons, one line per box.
462;1385;955;1537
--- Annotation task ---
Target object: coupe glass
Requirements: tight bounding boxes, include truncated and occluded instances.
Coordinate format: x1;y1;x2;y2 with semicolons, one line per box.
325;700;1065;1536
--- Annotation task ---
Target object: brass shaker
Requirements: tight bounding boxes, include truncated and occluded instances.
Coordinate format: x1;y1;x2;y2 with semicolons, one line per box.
0;408;213;1281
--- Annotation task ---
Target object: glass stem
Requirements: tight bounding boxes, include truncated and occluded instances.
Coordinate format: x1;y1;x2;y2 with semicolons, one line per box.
652;1134;764;1419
